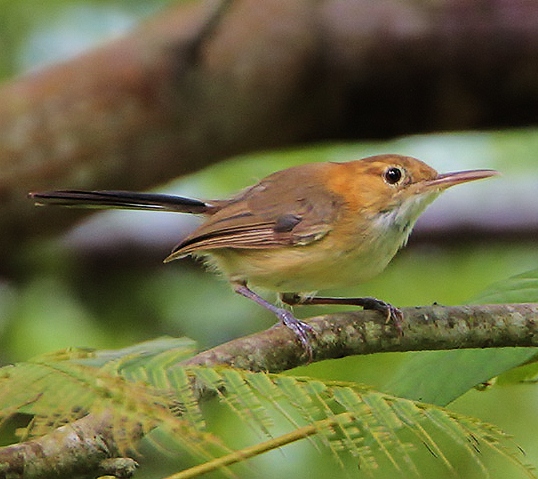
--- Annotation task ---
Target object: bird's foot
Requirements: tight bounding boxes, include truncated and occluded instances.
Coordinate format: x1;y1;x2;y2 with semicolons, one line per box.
275;309;315;360
359;297;404;335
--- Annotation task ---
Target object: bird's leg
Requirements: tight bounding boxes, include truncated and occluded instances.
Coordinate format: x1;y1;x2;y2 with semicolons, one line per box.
232;282;315;358
280;293;404;335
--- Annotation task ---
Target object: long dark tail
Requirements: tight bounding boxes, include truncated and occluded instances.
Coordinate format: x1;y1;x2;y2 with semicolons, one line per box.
28;190;213;214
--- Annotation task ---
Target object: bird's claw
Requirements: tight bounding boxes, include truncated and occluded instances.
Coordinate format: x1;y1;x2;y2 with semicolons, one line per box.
360;297;404;336
276;309;315;360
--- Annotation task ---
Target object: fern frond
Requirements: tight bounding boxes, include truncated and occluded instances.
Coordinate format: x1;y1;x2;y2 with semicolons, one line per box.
169;368;534;478
426;408;535;478
390;399;455;472
0;338;534;478
0;341;232;465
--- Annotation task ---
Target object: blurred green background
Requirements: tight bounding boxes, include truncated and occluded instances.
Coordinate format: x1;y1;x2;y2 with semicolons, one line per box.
1;1;538;478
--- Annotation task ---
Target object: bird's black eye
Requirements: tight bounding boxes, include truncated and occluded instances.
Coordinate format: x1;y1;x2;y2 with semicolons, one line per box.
384;167;403;185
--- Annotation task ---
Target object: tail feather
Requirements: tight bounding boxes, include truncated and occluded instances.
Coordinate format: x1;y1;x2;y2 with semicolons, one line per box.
28;190;212;214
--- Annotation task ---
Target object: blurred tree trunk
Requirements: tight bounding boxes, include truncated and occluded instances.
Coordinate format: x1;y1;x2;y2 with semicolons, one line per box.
1;0;538;257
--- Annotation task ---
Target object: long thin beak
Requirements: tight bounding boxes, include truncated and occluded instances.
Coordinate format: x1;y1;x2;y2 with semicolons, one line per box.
424;169;499;190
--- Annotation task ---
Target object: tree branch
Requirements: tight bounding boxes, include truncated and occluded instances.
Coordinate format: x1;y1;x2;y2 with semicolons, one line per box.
0;303;537;478
183;303;538;371
0;411;140;479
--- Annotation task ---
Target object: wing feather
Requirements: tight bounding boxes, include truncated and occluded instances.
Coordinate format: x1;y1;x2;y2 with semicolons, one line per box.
166;164;344;261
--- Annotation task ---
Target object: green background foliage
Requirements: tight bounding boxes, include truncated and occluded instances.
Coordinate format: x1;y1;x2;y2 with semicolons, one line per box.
1;2;538;478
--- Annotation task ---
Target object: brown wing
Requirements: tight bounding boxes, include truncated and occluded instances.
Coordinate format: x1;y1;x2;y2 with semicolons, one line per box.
165;163;344;261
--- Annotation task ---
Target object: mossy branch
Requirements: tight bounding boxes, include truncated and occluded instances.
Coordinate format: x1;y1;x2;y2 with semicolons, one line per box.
0;411;140;479
184;303;538;372
0;303;536;479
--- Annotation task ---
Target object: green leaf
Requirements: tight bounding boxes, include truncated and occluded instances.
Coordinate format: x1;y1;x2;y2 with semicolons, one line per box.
470;268;538;304
384;269;538;405
496;361;538;385
384;349;536;406
75;336;198;370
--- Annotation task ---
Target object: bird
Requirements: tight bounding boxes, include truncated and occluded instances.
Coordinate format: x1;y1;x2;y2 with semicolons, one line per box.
29;154;498;357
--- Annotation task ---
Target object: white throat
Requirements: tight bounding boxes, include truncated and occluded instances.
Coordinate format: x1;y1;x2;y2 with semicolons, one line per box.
373;191;441;249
